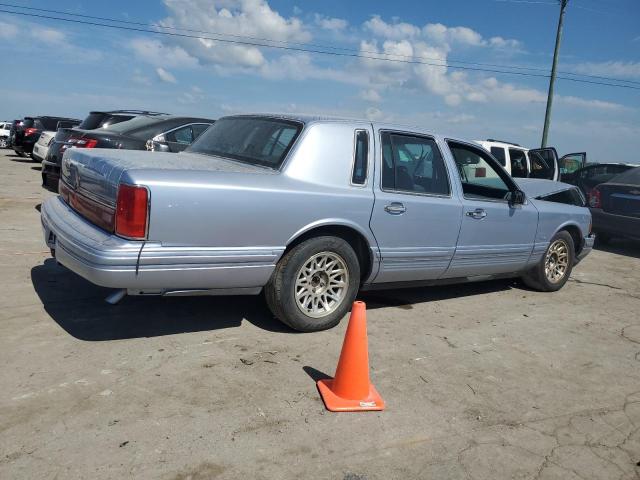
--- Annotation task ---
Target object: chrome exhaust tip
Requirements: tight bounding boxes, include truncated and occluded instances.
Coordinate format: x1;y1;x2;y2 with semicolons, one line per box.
105;289;127;305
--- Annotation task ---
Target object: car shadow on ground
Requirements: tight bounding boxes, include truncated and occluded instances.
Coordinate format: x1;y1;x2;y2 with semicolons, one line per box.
10;157;36;163
359;279;516;310
31;259;296;341
31;166;41;171
594;239;640;259
32;259;519;341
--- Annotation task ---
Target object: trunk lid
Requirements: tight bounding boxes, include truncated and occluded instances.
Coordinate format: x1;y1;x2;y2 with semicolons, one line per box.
60;148;275;207
600;183;640;218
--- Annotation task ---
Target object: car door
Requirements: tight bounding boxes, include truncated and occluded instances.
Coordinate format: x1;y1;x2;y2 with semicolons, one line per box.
444;140;538;278
529;147;559;181
557;152;586;181
369;130;463;283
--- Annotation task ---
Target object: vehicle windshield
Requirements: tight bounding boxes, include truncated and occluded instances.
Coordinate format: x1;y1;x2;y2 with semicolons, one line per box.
187;117;302;168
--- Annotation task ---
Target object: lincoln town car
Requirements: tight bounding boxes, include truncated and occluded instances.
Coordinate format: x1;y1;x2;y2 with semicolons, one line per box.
40;114;594;332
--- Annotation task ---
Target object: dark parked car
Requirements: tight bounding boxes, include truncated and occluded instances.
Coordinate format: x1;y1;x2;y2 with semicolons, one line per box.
563;163;636;196
12;116;80;158
42;110;167;189
42;114;213;191
589;166;640;243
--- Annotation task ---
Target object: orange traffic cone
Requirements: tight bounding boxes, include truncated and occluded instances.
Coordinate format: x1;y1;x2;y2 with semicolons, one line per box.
317;301;385;412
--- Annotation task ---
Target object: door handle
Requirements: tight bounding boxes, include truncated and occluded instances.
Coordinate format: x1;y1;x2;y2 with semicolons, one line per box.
466;208;487;219
384;202;406;215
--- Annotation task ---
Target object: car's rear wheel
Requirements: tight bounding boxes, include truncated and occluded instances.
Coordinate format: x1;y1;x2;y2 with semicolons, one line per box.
0;138;7;148
265;236;360;332
522;230;575;292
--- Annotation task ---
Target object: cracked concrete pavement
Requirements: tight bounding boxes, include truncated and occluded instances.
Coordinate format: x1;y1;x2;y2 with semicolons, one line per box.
0;150;639;479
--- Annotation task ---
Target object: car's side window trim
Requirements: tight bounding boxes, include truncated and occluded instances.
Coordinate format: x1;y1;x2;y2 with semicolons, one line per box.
378;129;452;199
350;129;369;187
445;138;520;204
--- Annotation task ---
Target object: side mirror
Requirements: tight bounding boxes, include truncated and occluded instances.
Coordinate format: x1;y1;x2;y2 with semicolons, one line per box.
509;189;526;206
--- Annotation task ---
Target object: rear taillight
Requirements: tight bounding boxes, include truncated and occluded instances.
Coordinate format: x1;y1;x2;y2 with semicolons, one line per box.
115;184;149;240
69;137;98;148
24;127;38;136
588;187;602;209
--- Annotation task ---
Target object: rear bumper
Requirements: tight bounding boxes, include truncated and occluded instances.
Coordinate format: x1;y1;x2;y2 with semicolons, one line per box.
576;234;595;263
590;208;640;240
41;196;279;292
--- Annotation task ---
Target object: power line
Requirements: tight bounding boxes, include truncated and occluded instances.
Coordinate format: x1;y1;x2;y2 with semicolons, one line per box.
0;7;639;91
1;2;639;87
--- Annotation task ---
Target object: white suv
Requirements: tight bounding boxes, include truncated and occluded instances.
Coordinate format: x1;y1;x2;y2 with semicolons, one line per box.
475;139;586;182
0;121;11;148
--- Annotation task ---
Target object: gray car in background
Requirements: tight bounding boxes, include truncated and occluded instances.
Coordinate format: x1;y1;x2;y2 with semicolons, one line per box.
40;114;594;332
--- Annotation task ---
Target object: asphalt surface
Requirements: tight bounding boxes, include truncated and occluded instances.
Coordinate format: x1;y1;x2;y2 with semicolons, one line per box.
1;149;639;480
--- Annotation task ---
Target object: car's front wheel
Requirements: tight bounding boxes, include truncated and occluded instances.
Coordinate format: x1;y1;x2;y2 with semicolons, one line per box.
522;230;575;292
265;236;360;332
0;137;7;148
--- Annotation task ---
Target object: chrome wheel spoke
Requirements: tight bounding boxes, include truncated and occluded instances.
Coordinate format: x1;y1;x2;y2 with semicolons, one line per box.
294;251;349;319
544;239;570;284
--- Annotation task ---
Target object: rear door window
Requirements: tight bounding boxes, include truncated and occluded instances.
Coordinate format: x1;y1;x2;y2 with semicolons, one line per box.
381;132;449;195
508;149;528;177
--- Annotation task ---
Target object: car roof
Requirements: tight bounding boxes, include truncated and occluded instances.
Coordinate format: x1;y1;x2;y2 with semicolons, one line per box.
223;113;459;139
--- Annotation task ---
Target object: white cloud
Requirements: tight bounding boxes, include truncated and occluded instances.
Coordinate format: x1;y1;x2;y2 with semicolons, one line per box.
156;67;177;83
364;15;421;40
571;61;640;79
359;89;381;102
558;96;625;111
158;0;311;69
132;69;152;86
424;23;484;47
34;27;65;45
0;21;18;39
314;14;348;31
130;38;199;68
488;36;522;50
365;107;384;121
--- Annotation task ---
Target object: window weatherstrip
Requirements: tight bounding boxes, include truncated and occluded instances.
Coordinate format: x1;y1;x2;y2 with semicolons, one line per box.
350;129;369;187
378;129;452;198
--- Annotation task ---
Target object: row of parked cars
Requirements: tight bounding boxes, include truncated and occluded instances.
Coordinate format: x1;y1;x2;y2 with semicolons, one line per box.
1;111;215;189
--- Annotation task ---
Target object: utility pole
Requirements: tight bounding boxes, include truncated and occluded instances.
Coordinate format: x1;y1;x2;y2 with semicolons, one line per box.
541;0;568;148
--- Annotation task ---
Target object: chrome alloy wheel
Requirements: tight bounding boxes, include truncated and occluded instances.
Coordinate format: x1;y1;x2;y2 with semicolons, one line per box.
544;239;570;284
294;251;349;318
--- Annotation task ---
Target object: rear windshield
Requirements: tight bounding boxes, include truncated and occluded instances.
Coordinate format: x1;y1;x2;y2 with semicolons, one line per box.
79;113;135;130
187;117;302;168
22;118;35;129
610;166;640;184
92;115;171;140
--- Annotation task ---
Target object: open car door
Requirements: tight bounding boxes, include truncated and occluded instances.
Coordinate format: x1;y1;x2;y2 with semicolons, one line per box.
528;147;559;181
557;152;587;181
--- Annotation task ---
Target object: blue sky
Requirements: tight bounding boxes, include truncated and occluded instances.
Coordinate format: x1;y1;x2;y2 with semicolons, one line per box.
0;0;638;162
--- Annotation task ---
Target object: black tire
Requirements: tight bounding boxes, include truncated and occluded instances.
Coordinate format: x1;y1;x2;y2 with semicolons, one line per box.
15;150;26;158
522;230;575;292
264;236;360;332
0;137;7;148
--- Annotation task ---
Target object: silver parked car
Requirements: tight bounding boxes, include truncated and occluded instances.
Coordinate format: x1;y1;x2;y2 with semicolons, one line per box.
41;114;594;332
